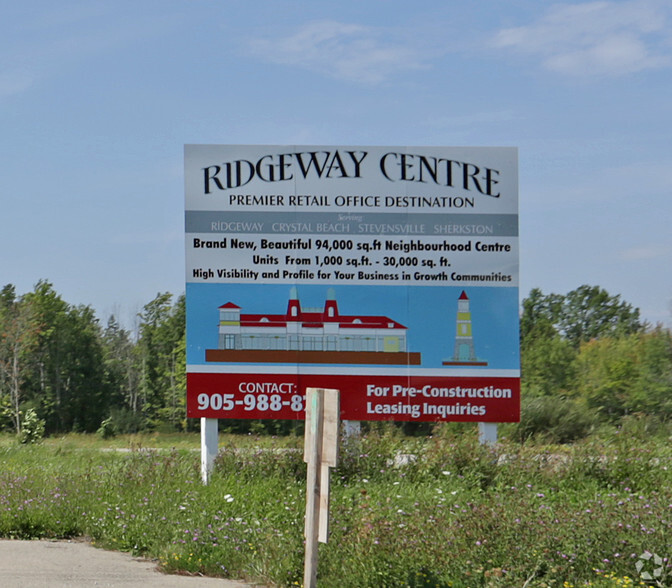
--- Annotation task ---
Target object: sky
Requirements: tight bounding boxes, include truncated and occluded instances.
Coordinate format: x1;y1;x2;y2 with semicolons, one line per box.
1;0;671;329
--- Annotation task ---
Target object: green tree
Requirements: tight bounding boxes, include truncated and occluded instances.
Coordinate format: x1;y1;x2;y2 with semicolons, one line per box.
573;336;637;420
519;285;644;418
59;304;109;432
558;285;643;347
519;287;563;342
136;293;186;429
521;320;576;396
571;327;672;422
623;327;672;418
23;281;109;433
521;285;643;348
0;284;40;432
22;280;70;431
158;332;187;430
158;294;187;430
102;315;140;418
1;283;191;435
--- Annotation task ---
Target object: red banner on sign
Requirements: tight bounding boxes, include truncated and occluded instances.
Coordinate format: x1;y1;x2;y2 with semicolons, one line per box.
187;373;519;423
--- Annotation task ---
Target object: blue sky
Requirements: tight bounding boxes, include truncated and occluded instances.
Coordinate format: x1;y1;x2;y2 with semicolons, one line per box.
2;0;671;328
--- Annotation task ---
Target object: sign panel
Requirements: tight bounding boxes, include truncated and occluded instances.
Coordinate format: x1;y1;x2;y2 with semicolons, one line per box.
185;145;520;422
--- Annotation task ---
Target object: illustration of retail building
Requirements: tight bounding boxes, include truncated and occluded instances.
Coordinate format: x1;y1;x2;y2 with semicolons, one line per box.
206;287;421;365
442;290;488;366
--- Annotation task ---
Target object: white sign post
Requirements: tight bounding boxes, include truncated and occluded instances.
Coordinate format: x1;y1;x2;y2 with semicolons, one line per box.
478;421;498;445
200;417;218;484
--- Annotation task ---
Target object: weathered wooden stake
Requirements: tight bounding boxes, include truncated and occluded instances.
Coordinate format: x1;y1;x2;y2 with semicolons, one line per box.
304;389;324;588
303;388;340;588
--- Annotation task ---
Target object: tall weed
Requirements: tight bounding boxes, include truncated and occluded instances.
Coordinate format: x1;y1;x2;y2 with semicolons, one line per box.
0;434;671;586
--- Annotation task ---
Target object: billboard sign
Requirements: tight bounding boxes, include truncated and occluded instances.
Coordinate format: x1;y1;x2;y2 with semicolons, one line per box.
185;145;519;422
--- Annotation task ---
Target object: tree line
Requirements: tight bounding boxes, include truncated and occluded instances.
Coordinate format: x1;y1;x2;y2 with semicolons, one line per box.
0;281;185;435
1;280;670;439
519;285;672;441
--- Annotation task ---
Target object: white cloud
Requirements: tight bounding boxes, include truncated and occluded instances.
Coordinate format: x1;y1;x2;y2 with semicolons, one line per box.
492;0;672;76
0;70;34;98
0;7;179;99
526;157;672;209
620;246;669;261
248;20;428;84
429;110;519;128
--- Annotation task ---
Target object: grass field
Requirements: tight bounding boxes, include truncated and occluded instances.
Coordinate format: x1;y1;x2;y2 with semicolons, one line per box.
0;426;671;587
0;431;302;451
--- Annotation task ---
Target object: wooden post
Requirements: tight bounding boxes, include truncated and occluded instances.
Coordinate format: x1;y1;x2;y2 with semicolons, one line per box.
304;389;324;588
303;388;340;588
200;417;218;484
319;389;339;543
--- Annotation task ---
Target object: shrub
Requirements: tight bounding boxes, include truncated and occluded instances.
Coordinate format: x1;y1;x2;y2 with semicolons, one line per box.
513;396;595;443
97;417;116;439
107;407;145;434
18;408;45;444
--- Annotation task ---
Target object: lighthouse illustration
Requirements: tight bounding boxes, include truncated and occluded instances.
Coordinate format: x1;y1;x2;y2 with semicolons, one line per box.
442;290;488;366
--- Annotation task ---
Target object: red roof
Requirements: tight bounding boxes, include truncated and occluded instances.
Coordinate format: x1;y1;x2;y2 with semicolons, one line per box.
459;291;469;300
224;291;407;329
239;311;406;330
